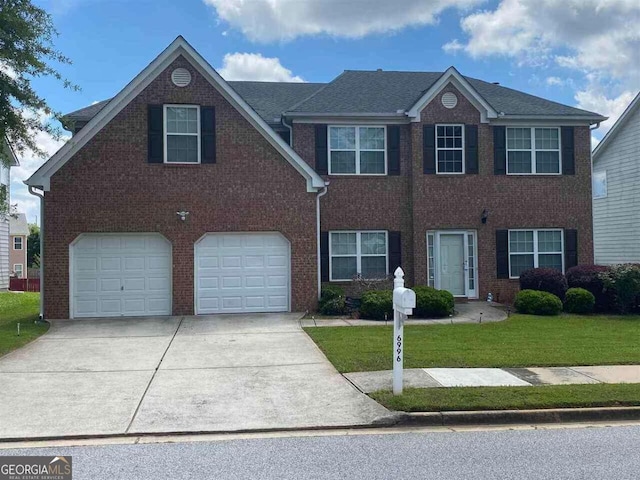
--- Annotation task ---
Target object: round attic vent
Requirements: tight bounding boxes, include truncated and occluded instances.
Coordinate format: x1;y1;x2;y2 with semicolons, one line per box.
441;92;458;109
171;68;192;87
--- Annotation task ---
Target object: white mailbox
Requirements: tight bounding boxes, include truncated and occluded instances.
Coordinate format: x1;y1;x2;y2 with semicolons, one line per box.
392;267;415;395
393;287;415;315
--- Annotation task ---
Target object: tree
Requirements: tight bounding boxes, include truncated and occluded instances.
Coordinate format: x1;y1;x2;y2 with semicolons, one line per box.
27;222;39;268
0;0;78;211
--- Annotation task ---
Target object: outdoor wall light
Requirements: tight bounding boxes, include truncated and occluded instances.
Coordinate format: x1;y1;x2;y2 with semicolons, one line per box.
481;209;488;224
176;211;189;221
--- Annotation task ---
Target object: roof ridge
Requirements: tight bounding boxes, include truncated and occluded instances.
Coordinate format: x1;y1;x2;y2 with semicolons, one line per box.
228;80;325;85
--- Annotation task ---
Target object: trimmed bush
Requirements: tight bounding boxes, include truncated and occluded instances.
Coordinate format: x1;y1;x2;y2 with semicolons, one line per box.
514;289;563;316
359;290;393;321
566;265;611;312
599;264;640;314
564;287;595;314
519;268;568;300
413;285;454;318
318;285;346;315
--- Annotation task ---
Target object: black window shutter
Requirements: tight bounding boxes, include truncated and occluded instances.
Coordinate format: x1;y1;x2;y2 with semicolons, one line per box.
315;125;328;175
387;126;401;175
388;231;402;273
423;124;436;174
320;231;329;282
561;127;575;175
465;124;478;174
565;229;578;270
493;126;506;175
148;105;163;164
201;106;216;164
496;230;509;279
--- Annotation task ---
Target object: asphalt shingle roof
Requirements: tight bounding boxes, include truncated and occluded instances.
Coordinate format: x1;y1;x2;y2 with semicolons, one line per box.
9;213;29;236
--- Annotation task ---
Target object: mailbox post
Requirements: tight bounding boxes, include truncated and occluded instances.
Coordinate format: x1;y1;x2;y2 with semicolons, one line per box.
392;267;416;395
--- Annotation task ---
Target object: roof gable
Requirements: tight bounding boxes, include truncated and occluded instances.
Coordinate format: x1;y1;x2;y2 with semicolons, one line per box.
26;36;325;192
593;91;640;161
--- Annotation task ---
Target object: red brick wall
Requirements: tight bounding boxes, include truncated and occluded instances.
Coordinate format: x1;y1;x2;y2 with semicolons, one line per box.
43;55;318;319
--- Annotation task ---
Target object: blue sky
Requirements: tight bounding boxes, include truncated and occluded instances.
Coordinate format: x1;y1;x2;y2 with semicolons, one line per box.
11;0;640;223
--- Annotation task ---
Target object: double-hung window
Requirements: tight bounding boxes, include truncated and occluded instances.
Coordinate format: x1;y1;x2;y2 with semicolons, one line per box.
506;127;561;174
509;229;564;278
329;231;388;281
164;105;200;163
13;237;22;250
436;125;464;173
14;264;23;278
593;171;607;199
328;126;386;175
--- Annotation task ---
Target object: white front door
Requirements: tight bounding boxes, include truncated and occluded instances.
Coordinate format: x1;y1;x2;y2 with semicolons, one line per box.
195;233;290;314
70;234;172;318
439;234;466;296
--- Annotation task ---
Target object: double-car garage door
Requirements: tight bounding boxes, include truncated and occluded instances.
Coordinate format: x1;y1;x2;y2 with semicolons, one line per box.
70;233;290;318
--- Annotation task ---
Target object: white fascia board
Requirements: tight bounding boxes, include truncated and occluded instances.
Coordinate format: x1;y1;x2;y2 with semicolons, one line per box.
593;92;639;161
26;36;324;192
407;67;498;123
291;114;409;124
490;118;599;127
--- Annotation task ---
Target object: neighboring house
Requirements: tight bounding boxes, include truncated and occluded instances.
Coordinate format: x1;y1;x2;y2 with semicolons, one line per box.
592;92;640;264
9;213;29;279
26;36;605;319
1;140;20;290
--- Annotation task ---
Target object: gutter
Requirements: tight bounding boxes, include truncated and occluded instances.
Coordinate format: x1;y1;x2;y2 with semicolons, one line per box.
281;116;294;146
27;186;45;321
316;182;329;301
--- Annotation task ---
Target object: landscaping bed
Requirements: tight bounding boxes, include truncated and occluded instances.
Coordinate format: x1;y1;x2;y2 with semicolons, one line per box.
0;292;47;357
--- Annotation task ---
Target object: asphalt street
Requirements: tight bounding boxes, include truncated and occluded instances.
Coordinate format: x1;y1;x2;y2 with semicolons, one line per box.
2;424;639;479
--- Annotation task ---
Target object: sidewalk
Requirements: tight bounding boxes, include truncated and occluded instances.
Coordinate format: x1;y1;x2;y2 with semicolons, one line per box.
345;365;640;393
301;302;507;327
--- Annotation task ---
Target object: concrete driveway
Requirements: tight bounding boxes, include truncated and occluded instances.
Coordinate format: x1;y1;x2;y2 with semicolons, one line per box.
0;314;390;440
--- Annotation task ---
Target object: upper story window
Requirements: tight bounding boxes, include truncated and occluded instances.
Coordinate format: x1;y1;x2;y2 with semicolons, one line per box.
164;105;200;164
593;170;607;199
13;237;23;250
436;125;464;174
509;229;563;278
507;127;561;175
329;231;388;281
328;126;386;175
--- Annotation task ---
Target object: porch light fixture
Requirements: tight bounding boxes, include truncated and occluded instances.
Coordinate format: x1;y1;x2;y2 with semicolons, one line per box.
176;211;189;221
481;209;488;224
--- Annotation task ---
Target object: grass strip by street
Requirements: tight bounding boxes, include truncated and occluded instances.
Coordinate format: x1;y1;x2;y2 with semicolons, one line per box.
0;292;47;357
303;314;640;373
371;384;640;412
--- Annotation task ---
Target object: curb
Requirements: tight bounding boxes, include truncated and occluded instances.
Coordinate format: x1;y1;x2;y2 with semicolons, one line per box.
398;406;640;426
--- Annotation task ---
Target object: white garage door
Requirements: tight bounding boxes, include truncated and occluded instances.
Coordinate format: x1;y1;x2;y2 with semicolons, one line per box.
71;234;172;318
195;233;290;314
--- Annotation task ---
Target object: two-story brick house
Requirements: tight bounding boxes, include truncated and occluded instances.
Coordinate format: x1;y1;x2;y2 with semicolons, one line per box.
26;37;605;319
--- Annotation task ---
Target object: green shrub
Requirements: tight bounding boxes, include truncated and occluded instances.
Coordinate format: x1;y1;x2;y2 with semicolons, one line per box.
318;285;346;315
320;285;344;303
564;288;595;314
566;265;611;312
599;264;640;314
359;290;393;320
413;285;454;318
514;289;563;316
519;268;568;300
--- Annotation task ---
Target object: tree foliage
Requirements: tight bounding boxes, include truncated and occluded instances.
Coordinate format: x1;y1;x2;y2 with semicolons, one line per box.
27;222;39;267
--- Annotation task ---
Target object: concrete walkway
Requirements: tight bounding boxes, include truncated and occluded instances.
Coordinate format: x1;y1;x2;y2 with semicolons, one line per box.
345;365;640;393
0;314;391;440
300;302;507;327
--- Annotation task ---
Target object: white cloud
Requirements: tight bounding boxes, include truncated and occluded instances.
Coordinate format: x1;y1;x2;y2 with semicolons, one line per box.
204;0;484;42
546;76;564;86
218;53;304;82
575;87;637;135
442;39;465;54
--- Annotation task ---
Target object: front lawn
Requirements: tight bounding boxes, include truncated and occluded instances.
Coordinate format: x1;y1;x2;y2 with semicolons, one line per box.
371;384;640;412
304;314;640;373
0;292;47;357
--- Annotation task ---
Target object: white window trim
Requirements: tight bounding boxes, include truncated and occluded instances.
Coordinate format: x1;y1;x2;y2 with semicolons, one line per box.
329;230;388;281
328;125;387;176
14;264;23;278
506;127;562;175
435;124;465;174
163;104;201;164
593;170;607;199
508;229;564;279
13;237;23;250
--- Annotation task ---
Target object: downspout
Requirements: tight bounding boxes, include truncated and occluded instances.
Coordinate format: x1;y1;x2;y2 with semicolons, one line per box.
282;116;294;146
316;182;329;301
28;186;45;321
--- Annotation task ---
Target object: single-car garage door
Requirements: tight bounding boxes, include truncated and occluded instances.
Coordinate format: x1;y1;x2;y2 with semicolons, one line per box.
195;233;290;314
70;234;172;318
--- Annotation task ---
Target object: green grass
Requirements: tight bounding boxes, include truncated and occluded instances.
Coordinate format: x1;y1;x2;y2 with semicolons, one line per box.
304;314;640;372
371;384;640;412
0;292;47;357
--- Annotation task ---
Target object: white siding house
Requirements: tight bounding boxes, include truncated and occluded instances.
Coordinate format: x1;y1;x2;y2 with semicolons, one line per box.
1;140;20;290
592;92;640;264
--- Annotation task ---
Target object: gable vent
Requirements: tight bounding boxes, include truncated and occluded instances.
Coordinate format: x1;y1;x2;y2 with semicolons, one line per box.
171;68;192;87
441;92;458;109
